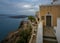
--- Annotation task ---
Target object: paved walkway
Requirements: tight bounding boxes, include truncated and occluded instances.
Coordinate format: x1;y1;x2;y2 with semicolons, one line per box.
43;27;58;43
43;27;55;37
36;21;43;43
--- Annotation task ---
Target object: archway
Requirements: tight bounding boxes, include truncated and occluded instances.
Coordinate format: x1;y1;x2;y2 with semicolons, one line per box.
46;16;51;27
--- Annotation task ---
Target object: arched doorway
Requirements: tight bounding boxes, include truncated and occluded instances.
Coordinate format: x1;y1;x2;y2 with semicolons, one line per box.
46;16;51;27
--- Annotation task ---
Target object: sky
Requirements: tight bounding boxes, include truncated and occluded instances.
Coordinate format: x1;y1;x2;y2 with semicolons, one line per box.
0;0;52;15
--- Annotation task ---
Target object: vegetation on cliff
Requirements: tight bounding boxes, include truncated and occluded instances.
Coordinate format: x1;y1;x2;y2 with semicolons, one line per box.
16;21;32;43
16;29;32;43
28;16;35;22
0;21;32;43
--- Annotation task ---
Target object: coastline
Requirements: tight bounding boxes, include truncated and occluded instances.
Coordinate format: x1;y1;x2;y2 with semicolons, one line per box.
0;15;28;41
0;20;32;43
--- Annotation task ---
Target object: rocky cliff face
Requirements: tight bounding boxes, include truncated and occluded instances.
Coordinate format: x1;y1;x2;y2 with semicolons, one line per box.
0;21;32;43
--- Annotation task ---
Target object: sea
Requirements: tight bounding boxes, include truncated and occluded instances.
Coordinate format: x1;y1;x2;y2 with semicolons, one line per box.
0;15;28;41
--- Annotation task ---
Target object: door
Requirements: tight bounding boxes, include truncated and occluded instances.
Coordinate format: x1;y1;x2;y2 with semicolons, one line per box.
46;16;51;27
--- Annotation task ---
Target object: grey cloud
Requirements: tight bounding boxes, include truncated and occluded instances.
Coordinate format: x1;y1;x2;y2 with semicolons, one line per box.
0;0;52;15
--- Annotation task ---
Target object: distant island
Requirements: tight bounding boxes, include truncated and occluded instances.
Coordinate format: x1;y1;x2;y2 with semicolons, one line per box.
0;14;34;19
9;15;28;19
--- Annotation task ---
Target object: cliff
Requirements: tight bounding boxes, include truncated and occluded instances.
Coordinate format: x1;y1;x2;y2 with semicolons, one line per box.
0;20;32;43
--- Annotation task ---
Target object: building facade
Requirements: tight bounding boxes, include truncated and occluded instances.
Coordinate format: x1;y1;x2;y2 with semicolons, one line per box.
39;5;60;27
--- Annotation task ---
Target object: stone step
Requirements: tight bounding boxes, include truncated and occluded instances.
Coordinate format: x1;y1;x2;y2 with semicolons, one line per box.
43;38;57;41
43;36;56;39
43;38;58;43
43;39;58;43
43;36;58;43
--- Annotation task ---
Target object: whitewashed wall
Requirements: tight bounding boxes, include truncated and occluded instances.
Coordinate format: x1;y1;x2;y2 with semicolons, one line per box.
36;21;43;43
55;18;60;43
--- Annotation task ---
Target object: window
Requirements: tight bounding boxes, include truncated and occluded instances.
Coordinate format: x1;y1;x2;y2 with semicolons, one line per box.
41;16;44;20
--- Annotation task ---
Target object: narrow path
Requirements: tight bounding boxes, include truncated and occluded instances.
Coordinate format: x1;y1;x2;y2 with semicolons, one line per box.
29;21;37;43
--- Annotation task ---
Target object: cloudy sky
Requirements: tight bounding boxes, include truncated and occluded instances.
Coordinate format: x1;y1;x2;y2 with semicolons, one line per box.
0;0;52;15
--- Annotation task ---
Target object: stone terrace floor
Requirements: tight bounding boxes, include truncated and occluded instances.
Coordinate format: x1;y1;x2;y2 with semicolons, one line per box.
43;26;58;43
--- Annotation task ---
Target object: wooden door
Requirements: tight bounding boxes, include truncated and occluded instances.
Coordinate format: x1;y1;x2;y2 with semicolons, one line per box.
46;16;51;27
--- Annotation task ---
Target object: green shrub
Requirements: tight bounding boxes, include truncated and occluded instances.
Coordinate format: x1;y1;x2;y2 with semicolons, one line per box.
16;38;25;43
28;16;35;22
16;29;32;43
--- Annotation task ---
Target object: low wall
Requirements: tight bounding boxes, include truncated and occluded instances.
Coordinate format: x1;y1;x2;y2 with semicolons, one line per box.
55;18;60;43
36;21;43;43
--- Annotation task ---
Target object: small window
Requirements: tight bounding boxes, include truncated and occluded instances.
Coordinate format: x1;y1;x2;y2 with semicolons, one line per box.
41;16;44;20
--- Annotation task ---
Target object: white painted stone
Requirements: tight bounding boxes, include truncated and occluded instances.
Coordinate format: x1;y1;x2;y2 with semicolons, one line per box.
55;18;60;43
36;21;43;43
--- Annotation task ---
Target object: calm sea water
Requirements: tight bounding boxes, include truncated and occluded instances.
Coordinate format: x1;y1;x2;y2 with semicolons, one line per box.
0;16;27;41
